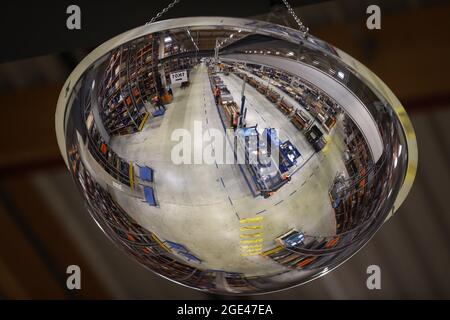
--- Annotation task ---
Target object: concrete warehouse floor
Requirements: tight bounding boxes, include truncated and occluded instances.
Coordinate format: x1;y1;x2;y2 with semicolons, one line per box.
107;63;349;277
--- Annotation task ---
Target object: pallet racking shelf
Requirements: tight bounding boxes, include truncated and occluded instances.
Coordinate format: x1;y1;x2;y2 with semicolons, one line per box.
83;92;133;187
98;35;159;137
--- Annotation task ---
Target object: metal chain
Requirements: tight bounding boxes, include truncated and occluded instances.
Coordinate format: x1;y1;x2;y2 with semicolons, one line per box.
146;0;181;25
145;0;308;39
281;0;309;37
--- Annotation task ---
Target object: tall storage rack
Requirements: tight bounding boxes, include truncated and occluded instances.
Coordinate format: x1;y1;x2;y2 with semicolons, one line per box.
84;92;133;187
331;117;379;234
99;35;158;136
135;35;159;101
99;46;133;136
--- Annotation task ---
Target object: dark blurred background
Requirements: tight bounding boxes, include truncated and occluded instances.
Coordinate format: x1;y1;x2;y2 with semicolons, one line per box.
0;0;449;299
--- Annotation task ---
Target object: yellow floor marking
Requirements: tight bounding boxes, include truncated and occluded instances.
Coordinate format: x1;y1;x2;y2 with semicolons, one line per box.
129;162;134;190
240;238;263;244
244;249;262;253
240;244;262;249
321;135;333;154
240;226;263;231
242;247;263;253
151;234;170;252
239;216;263;224
261;245;283;256
138;112;150;131
240;216;264;256
240;233;263;238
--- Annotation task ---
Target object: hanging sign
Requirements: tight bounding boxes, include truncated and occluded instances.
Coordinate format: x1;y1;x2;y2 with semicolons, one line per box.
170;70;188;84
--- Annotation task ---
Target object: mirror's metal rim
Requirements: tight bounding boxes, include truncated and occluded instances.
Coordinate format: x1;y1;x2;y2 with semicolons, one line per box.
55;16;417;214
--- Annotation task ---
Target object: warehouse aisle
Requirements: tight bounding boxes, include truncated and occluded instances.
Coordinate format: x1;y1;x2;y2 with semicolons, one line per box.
107;64;348;276
221;73;315;163
109;66;282;275
218;70;348;237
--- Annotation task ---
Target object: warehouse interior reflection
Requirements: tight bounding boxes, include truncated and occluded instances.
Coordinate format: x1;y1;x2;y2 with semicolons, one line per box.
61;18;411;294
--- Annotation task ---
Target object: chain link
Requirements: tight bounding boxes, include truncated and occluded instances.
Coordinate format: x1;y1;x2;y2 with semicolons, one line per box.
281;0;309;37
146;0;181;25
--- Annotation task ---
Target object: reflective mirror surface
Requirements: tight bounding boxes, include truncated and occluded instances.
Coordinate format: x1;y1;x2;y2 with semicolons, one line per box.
56;17;417;294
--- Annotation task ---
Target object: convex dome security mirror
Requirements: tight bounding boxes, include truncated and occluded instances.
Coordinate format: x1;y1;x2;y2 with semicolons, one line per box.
56;17;417;295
